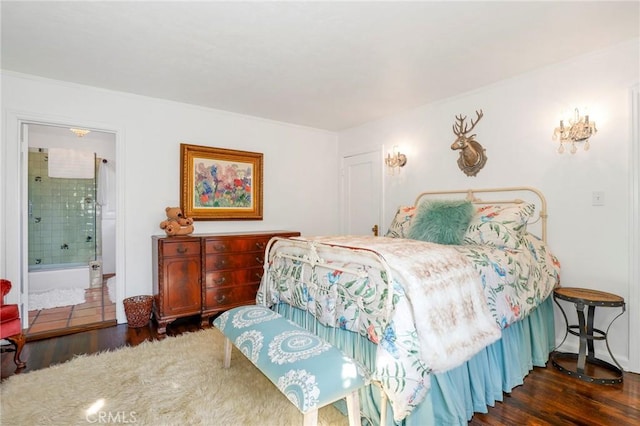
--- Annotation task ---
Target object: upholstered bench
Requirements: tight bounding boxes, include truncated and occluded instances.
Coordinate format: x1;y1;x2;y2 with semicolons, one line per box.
213;305;369;426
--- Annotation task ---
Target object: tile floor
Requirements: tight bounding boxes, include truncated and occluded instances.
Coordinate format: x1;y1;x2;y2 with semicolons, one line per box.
27;280;116;336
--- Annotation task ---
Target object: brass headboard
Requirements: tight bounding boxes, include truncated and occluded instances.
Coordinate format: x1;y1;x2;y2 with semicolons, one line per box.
413;186;548;242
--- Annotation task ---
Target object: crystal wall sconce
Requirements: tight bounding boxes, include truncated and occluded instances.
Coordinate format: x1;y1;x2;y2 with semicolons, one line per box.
552;108;597;154
385;146;407;174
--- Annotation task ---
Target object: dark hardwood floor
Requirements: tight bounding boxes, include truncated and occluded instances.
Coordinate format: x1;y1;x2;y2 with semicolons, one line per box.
469;364;640;426
2;316;639;425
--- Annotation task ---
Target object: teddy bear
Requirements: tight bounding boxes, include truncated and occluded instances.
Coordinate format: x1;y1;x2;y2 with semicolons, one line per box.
159;207;194;236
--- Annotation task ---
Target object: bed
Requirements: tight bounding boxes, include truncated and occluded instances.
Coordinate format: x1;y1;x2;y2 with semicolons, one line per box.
256;187;561;425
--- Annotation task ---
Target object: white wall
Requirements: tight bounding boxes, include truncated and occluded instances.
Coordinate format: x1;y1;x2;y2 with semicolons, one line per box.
337;39;640;370
1;72;339;322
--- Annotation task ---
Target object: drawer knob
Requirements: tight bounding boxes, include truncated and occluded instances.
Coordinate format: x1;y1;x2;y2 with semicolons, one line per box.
215;244;227;251
216;260;227;268
256;257;264;264
213;277;226;285
256;242;266;249
177;246;188;254
216;294;226;303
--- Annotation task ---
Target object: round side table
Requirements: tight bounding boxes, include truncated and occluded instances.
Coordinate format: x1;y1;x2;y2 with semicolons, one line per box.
551;287;625;384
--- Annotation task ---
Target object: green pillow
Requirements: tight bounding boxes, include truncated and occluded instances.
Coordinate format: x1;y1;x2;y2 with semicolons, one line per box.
407;199;474;245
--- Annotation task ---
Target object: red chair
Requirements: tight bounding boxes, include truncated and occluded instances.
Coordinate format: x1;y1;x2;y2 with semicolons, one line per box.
1;279;26;368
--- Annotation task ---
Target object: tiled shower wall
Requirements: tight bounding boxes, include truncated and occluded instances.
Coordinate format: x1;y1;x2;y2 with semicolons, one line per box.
28;150;101;267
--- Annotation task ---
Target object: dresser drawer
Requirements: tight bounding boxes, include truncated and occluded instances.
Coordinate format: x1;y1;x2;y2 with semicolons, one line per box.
204;284;260;309
205;252;265;271
204;237;271;254
161;240;200;257
204;267;264;288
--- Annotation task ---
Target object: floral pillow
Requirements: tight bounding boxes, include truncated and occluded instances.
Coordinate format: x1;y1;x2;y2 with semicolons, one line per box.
463;203;535;249
385;206;416;238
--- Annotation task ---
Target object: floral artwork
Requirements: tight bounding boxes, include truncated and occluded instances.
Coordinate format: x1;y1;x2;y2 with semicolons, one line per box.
194;159;253;208
181;144;263;220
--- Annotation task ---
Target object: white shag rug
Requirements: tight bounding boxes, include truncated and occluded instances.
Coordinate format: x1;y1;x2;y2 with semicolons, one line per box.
28;288;86;311
0;328;348;426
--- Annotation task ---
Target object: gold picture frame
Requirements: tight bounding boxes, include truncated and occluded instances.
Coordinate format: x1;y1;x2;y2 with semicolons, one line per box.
180;143;263;220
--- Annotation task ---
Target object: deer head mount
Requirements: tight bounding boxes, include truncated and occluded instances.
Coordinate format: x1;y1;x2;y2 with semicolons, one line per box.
451;109;487;177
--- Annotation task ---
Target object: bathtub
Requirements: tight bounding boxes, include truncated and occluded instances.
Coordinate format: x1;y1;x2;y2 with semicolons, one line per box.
28;263;90;293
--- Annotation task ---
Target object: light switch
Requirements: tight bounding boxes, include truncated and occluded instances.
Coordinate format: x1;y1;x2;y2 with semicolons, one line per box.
592;191;605;206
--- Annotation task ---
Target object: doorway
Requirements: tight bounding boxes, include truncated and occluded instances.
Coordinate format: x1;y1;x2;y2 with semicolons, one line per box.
23;123;117;339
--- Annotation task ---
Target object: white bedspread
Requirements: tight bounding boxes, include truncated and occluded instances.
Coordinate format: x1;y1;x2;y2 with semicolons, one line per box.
306;236;501;373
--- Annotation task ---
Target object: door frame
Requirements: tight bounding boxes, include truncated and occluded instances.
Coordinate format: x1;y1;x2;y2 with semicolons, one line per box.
2;110;127;325
629;84;639;373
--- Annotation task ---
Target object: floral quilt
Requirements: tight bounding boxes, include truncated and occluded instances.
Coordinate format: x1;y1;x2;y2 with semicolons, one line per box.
455;233;560;328
256;234;560;421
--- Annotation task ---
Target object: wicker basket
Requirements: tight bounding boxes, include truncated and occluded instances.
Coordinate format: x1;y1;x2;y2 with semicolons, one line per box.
123;295;153;328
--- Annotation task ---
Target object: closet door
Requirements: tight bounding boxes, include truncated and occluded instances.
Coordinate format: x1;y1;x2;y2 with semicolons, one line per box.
341;150;382;236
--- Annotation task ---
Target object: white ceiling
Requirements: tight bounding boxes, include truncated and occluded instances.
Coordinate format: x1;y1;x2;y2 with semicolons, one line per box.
2;1;638;131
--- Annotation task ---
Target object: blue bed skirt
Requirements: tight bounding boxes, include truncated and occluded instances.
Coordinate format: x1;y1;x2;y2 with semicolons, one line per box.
273;296;555;425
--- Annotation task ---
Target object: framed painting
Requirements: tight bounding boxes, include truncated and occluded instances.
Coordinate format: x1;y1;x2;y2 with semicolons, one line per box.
180;144;263;220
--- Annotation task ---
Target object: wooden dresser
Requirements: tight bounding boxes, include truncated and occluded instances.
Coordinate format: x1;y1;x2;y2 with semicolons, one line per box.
152;231;299;334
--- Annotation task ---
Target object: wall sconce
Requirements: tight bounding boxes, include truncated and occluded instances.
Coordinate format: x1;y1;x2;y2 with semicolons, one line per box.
70;128;91;137
385;146;407;174
552;108;597;154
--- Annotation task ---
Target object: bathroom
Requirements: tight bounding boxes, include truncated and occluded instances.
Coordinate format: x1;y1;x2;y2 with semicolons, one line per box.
25;124;116;337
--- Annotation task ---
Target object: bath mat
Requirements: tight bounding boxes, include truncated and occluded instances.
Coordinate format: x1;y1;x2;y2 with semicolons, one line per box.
28;287;86;311
106;276;116;303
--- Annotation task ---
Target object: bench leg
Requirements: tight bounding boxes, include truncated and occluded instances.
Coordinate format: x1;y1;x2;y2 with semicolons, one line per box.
345;391;361;426
379;388;388;426
303;408;318;426
223;337;232;368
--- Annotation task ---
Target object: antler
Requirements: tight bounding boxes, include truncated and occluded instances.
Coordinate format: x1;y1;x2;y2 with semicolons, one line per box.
452;115;465;136
452;110;484;136
467;109;484;133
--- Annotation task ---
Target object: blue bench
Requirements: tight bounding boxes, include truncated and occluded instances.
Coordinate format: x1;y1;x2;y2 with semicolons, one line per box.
213;305;369;426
